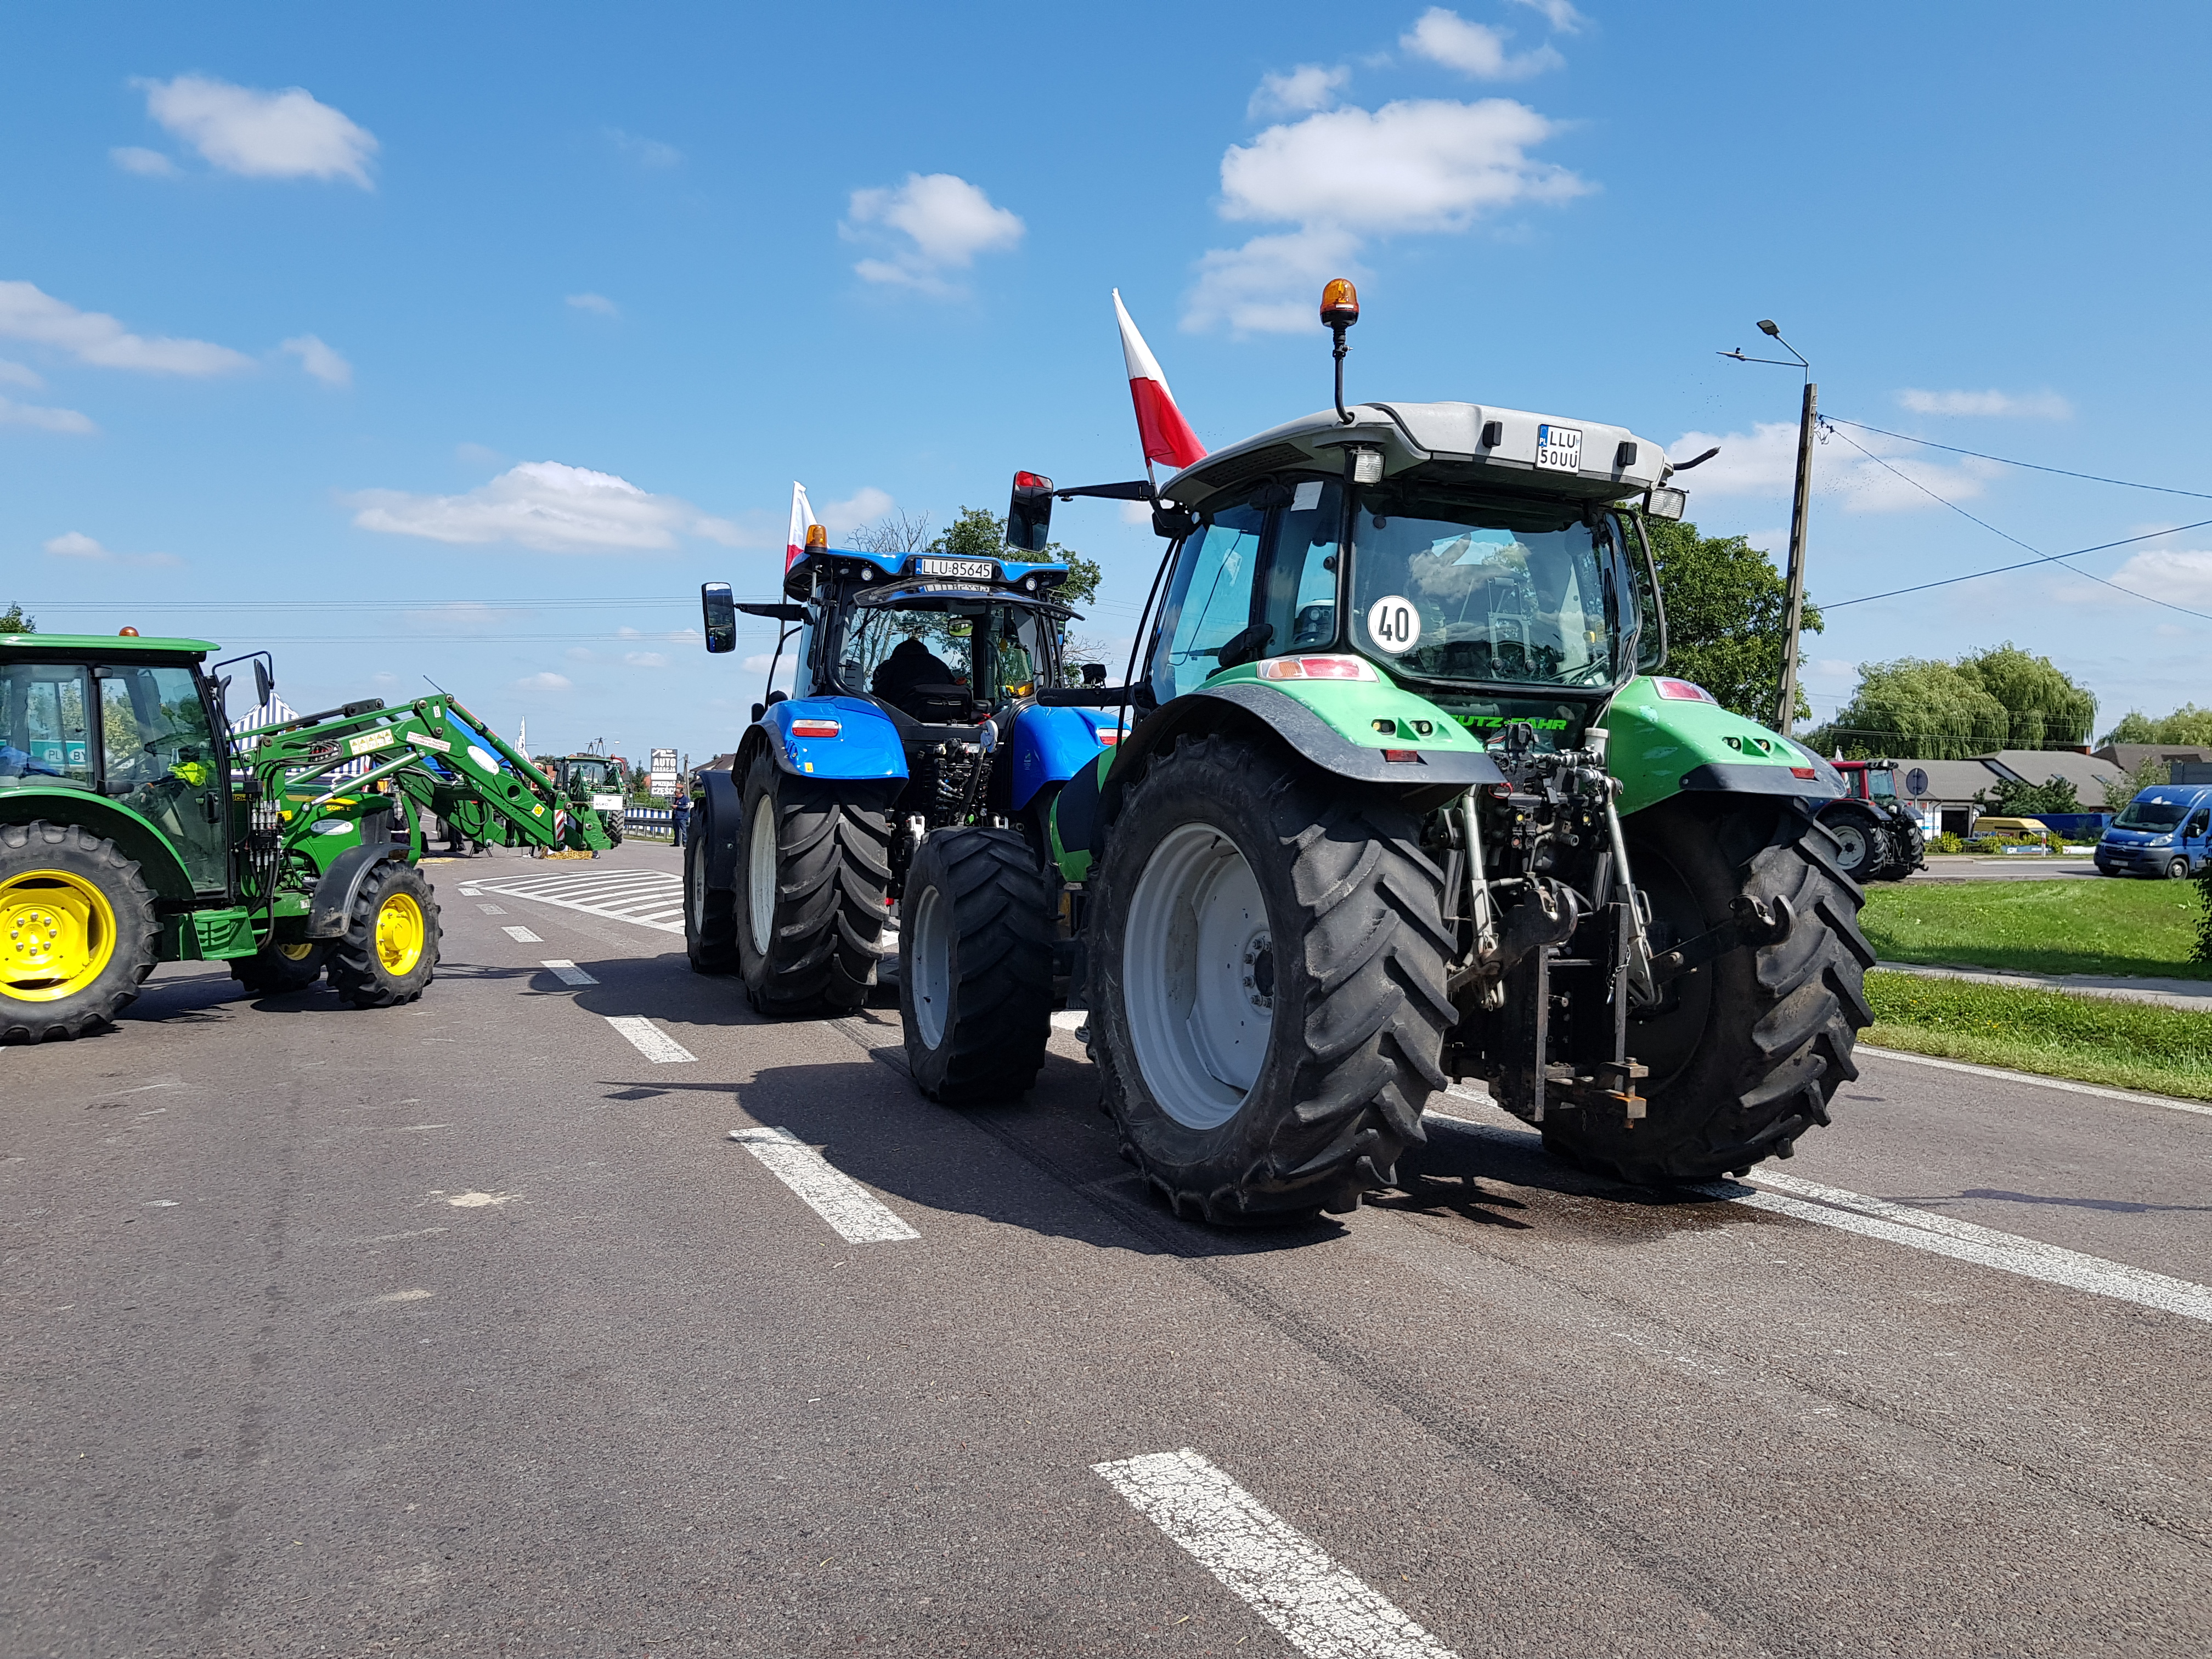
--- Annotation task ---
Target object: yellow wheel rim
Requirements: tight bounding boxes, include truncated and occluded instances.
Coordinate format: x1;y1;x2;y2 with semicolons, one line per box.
1;870;117;1003
375;891;426;977
277;940;315;962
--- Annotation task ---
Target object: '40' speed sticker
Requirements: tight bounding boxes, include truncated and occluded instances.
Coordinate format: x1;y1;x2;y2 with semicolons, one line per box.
1365;594;1421;653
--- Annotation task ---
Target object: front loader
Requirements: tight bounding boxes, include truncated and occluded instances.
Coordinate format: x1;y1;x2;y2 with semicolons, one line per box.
1;630;606;1041
895;283;1876;1219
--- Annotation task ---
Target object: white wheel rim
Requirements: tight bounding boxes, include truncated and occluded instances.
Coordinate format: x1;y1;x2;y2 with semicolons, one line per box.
1123;822;1273;1131
909;878;950;1050
1832;823;1867;865
747;804;778;951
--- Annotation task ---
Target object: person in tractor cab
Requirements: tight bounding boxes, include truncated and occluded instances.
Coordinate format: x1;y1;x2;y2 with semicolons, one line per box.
871;636;963;718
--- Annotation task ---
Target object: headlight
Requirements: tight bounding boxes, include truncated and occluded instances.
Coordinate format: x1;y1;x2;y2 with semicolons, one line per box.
2151;835;2174;847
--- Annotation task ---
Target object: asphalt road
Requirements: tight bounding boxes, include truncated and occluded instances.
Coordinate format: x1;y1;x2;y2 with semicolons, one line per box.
1906;856;2104;882
5;842;2208;1657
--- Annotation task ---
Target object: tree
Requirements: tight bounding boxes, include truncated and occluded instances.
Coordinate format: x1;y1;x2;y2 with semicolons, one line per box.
1;601;33;633
1803;644;2096;760
1977;773;2080;816
1644;518;1821;722
2101;703;2212;747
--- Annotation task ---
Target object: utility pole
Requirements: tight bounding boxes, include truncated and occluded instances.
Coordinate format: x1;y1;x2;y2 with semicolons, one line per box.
1721;320;1815;737
1775;377;1817;736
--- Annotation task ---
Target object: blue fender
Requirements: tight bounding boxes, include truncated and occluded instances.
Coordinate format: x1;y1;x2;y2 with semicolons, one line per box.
761;696;908;781
1008;703;1119;810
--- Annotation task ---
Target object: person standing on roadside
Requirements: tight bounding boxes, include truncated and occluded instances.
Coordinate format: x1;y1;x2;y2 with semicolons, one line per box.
669;789;691;849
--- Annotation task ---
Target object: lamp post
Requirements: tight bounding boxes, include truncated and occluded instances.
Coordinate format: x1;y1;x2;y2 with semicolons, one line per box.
1721;321;1815;736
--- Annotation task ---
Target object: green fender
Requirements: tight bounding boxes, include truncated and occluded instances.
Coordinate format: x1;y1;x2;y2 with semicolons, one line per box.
0;782;200;899
1605;677;1844;818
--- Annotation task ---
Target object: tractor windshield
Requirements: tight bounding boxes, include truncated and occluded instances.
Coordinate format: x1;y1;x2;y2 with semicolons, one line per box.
1349;489;1637;691
835;597;1058;720
566;759;611;791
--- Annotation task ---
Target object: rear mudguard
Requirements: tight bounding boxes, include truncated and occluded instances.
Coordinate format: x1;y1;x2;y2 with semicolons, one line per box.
1007;703;1117;811
1605;677;1843;817
759;696;907;781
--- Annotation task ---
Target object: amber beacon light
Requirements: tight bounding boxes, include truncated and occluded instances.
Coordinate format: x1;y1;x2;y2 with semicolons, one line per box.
1321;279;1361;424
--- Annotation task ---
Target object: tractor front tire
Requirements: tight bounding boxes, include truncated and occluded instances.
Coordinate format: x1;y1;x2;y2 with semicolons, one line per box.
230;940;331;996
1090;732;1453;1224
684;820;740;975
736;753;892;1017
900;827;1053;1103
1542;796;1874;1186
328;861;441;1009
0;821;159;1043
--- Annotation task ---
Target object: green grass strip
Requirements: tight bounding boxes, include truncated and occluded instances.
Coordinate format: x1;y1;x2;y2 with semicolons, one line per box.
1860;878;2212;980
1865;969;2212;1100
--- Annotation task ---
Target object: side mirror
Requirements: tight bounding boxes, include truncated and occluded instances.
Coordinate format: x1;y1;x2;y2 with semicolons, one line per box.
1081;662;1108;686
702;582;737;654
751;702;766;723
253;659;273;708
216;674;233;716
1006;471;1054;554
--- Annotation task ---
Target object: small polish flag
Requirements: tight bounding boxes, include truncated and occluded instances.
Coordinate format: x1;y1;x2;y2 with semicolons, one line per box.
785;481;820;572
1113;290;1206;471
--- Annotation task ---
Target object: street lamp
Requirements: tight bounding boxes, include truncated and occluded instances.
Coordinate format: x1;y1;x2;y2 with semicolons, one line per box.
1720;321;1816;737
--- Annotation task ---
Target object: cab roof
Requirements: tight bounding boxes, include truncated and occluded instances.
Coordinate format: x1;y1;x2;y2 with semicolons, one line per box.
1161;399;1669;513
1;631;216;656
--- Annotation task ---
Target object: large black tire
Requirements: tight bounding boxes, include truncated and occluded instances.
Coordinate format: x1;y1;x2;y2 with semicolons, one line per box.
736;753;892;1017
1090;732;1453;1224
1539;797;1874;1186
1816;802;1889;885
230;940;331;996
0;821;160;1043
900;828;1053;1102
684;822;740;975
327;860;441;1009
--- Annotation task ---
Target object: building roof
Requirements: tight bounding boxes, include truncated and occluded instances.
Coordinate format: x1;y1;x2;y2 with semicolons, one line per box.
1979;749;2130;807
1886;758;2006;804
2095;742;2212;774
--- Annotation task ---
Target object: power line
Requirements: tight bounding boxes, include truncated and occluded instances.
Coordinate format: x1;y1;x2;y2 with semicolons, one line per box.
1826;416;2212;501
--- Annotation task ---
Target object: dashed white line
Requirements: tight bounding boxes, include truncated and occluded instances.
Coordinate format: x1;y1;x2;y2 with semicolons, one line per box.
1860;1045;2212;1119
1093;1448;1458;1659
605;1015;695;1063
500;925;543;943
477;903;506;914
727;1126;919;1243
541;960;598;986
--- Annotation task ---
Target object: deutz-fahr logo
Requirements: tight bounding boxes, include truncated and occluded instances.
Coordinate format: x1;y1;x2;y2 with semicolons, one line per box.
1453;714;1570;732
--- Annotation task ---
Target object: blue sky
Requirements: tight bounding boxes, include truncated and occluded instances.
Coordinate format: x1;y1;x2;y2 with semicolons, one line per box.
6;1;2211;762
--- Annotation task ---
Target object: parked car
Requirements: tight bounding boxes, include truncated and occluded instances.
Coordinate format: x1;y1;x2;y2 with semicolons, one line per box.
2095;785;2212;878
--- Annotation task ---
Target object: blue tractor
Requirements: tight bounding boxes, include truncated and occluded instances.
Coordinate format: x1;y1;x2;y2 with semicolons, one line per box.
686;488;1123;1060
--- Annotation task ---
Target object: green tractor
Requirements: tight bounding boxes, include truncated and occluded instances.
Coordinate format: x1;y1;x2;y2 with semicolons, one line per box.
0;630;606;1042
895;287;1873;1218
539;749;627;847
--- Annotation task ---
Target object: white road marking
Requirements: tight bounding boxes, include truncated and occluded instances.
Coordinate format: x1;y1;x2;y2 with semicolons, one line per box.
541;959;599;986
606;1015;696;1063
727;1126;919;1243
477;902;505;914
445;1192;517;1208
1860;1044;2212;1119
1093;1448;1458;1659
1423;1102;2212;1327
470;868;686;934
500;925;543;943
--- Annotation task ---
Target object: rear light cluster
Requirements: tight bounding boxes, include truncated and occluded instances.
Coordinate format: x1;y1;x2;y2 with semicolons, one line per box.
1653;678;1718;703
1256;654;1378;682
788;718;841;738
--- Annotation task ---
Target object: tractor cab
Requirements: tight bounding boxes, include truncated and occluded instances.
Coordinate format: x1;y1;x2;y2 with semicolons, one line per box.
1832;759;1899;803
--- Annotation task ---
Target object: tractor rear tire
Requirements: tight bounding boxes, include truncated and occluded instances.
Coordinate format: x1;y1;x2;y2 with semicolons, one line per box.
1090;732;1453;1224
1540;796;1874;1186
230;940;331;996
1818;803;1889;885
900;827;1053;1103
0;821;160;1043
328;861;441;1009
736;753;893;1017
684;823;740;975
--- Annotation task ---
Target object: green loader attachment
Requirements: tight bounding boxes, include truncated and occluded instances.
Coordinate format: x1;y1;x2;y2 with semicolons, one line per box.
1;630;605;1042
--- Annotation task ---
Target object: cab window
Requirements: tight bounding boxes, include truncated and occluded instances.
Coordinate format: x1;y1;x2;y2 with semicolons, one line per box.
1261;478;1342;652
0;664;94;784
1149;504;1268;703
1870;771;1895;799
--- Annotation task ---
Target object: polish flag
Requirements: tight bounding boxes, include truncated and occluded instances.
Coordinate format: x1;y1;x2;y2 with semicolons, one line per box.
1113;289;1206;470
785;481;820;572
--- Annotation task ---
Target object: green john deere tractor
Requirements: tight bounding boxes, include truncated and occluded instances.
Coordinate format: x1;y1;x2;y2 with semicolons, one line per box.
0;630;606;1042
895;285;1874;1219
540;751;627;847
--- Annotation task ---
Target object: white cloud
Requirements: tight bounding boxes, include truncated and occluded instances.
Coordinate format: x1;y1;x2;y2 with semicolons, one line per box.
137;75;377;186
347;460;744;554
110;145;178;177
2103;549;2212;610
1401;8;1563;80
1668;424;2000;514
0;280;252;375
0;360;40;388
1187;98;1584;334
281;333;351;386
820;486;895;533
44;531;179;566
1508;0;1587;32
623;651;670;669
605;127;681;168
1;396;95;435
514;672;572;692
843;173;1024;294
566;292;619;317
1250;65;1348;119
1897;387;2072;419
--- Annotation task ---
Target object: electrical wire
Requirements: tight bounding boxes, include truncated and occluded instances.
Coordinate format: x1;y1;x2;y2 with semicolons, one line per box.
1825;416;2212;501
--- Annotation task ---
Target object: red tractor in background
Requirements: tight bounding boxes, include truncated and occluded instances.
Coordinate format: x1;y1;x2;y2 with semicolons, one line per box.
1818;759;1925;883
